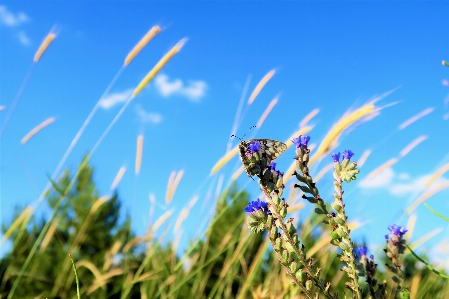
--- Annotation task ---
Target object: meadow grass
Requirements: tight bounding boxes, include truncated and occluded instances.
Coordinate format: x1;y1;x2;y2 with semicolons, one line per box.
1;26;448;299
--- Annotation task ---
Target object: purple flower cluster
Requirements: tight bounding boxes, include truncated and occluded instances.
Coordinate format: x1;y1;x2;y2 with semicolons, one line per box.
331;150;354;162
291;135;310;148
244;198;271;215
388;224;408;237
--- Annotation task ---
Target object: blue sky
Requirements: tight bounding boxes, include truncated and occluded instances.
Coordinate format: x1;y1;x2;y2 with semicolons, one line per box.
1;2;449;268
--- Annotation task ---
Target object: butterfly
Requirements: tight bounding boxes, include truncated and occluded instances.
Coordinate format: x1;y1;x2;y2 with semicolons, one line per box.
237;138;287;178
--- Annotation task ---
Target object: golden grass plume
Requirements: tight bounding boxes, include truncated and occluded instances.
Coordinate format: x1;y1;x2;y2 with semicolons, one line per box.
357;149;371;167
398;107;434;130
34;33;56;62
110;166;126;190
211;146;239;175
247;69;276;105
425;163;449;187
165;170;184;204
132;38;187;98
21;117;55;144
256;97;278;128
366;158;398;179
299;108;320;128
124;26;161;66
399;135;427;157
310;101;380;164
1;206;32;245
409;228;443;249
406;181;449;214
135;135;143;174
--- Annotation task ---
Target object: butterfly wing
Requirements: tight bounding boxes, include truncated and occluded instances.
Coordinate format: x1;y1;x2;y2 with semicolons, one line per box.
239;139;287;177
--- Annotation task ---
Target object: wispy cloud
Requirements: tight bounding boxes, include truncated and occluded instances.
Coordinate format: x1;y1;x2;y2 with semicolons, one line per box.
135;104;162;124
99;89;133;109
17;30;30;45
0;6;28;27
154;74;207;102
359;167;449;196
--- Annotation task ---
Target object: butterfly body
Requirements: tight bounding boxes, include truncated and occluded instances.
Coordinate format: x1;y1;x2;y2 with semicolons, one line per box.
238;139;287;178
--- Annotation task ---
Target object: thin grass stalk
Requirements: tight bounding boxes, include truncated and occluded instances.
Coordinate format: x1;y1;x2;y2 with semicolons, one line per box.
21;117;55;144
110;166;126;190
1;206;32;246
300;108;320;128
227;75;251;152
247;69;276;105
357;149;371;167
135;135;143;174
34;32;56;62
398;107;434;130
406;181;449;214
366;158;398;179
425;162;449;187
236;239;269;299
124;26;161;66
399;135;427;157
7;156;90;299
256;97;278;128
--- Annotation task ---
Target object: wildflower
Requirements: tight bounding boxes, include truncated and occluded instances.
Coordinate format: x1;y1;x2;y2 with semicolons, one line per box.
332;152;341;163
356;246;368;257
244;198;271;215
269;162;277;170
292;135;311;148
248;141;261;153
388;224;408;237
342;150;355;160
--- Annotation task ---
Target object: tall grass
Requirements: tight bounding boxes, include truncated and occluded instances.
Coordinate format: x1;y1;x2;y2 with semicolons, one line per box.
1;25;448;299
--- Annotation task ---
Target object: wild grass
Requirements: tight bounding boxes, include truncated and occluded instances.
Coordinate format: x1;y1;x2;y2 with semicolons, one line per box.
1;25;448;299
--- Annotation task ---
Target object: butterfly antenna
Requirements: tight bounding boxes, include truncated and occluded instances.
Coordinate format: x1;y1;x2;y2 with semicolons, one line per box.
231;126;256;141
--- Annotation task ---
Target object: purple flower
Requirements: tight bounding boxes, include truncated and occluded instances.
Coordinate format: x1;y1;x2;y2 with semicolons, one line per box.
292;135;311;148
269;162;277;171
356;246;368;257
300;135;310;146
331;152;341;163
388;224;408;237
292;136;302;148
342;150;355;160
244;198;270;215
248;141;260;153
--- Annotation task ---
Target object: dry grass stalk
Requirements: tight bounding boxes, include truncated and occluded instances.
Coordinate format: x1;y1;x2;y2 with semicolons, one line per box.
357;149;371;167
299;108;320;128
34;33;56;62
311;102;379;164
88;268;124;294
76;260;103;284
152;210;173;232
406;214;417;241
406;181;449;214
135;134;143;174
314;163;333;182
123;236;149;254
110;166;126;190
21;117;55;144
425;163;449;187
366;158;398;179
103;240;122;271
124;26;161;66
174;209;189;233
247;69;276;105
256;97;278;128
398;107;434;130
288;202;305;213
132;38;187;98
399;135;427;157
410;228;443;249
39;221;57;253
211;146;240;175
166;170;184;203
1;206;32;245
231;166;245;181
410;273;421;299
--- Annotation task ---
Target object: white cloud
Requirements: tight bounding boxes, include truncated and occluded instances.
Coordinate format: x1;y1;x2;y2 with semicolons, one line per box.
99;89;133;109
154;74;207;102
17;30;30;45
0;6;28;27
359;167;449;196
359;167;394;188
135;104;162;124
